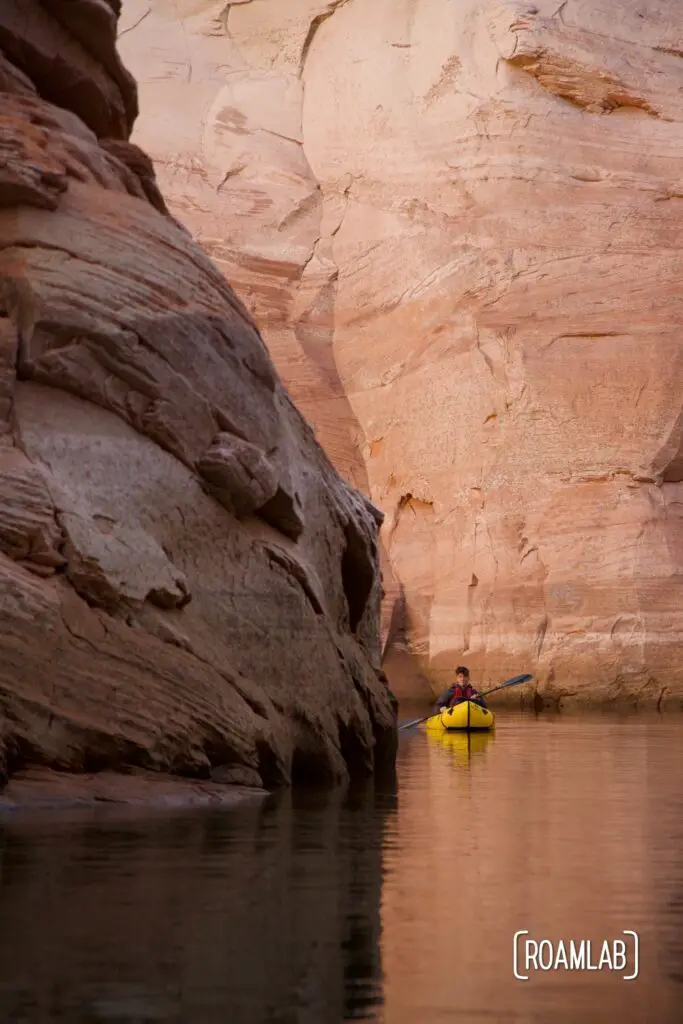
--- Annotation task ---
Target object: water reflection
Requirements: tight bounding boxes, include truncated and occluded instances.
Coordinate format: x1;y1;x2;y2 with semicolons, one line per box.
0;783;397;1023
644;778;683;992
2;714;683;1022
382;713;683;1023
425;728;494;770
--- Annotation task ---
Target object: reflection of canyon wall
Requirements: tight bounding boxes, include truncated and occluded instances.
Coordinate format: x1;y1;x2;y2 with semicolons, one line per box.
381;725;682;1021
0;785;395;1021
121;0;683;702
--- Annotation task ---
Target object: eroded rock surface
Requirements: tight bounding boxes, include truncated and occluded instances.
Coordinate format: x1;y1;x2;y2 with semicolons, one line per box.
0;0;396;794
120;0;683;705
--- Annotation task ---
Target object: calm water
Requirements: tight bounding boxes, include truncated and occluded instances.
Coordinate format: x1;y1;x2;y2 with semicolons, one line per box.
1;712;683;1022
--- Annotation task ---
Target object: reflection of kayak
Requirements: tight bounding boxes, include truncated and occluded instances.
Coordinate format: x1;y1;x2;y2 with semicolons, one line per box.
427;728;493;765
423;701;495;732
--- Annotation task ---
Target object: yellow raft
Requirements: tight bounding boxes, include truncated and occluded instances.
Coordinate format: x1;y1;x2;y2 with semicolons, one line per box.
423;700;495;732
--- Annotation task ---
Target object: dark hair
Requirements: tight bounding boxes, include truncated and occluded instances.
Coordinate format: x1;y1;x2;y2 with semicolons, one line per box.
455;665;470;678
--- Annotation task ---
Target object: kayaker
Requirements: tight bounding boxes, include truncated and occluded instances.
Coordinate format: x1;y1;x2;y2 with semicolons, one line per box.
432;666;487;712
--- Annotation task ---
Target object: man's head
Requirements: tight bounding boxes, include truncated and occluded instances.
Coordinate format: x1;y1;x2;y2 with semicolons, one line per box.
455;665;470;684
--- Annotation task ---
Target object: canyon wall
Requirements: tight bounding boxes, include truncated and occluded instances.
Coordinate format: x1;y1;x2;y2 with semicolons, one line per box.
0;0;396;791
120;0;683;706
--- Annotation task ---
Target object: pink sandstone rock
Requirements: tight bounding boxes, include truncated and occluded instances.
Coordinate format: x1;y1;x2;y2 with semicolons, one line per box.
119;0;683;707
0;0;396;796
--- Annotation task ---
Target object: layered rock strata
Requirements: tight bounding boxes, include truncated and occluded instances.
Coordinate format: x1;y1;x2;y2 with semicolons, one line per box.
0;0;396;793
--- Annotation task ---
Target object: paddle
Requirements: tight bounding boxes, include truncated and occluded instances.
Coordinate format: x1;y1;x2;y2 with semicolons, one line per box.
479;673;533;699
398;673;534;730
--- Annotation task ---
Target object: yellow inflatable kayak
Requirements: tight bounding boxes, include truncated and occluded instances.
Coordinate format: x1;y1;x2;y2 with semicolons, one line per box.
423;700;495;732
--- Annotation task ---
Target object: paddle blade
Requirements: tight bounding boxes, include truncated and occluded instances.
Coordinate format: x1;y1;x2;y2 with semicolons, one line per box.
399;715;430;731
480;673;534;698
501;673;533;688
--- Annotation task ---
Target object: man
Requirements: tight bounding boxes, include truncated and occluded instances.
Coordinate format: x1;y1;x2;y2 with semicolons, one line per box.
432;666;487;712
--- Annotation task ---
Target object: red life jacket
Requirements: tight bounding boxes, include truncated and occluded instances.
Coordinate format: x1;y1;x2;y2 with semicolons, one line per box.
449;683;474;704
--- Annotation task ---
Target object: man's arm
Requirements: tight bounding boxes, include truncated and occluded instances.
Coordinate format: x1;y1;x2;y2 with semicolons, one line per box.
432;687;452;712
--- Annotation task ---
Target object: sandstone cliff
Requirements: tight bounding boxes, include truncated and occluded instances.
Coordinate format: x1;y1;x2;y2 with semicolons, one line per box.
0;0;397;793
120;0;683;706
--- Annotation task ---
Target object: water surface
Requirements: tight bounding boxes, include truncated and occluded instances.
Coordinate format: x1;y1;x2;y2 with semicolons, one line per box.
1;711;682;1022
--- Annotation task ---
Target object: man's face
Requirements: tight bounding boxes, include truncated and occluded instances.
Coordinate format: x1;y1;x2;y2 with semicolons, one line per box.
456;673;465;685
